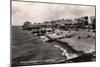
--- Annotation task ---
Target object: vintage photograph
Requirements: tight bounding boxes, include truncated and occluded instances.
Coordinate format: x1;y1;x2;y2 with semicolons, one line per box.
11;0;96;67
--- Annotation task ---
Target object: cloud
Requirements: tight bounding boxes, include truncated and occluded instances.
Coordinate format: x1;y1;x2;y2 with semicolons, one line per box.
12;1;95;25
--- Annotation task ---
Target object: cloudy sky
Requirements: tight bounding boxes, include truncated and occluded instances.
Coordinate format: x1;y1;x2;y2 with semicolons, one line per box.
12;1;95;25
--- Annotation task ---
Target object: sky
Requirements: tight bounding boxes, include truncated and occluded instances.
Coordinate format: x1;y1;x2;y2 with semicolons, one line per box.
12;1;95;26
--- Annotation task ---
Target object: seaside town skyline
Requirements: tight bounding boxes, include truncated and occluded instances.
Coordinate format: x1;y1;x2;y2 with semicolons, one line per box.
12;1;95;25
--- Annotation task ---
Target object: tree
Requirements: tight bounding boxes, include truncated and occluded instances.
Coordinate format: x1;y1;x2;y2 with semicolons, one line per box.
23;21;32;30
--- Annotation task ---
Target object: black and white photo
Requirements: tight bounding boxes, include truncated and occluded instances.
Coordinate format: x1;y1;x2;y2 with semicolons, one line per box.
11;0;96;67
